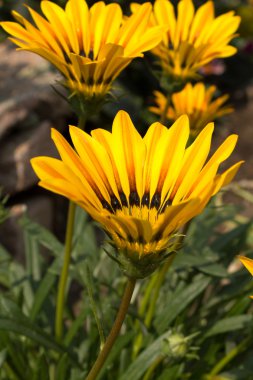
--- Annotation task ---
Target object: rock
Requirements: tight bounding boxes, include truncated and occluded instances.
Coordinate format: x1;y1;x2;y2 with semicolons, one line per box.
0;41;71;195
0;41;71;258
0;120;61;194
0;41;68;139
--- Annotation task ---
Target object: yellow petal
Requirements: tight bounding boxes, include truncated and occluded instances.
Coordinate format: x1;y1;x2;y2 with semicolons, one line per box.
69;125;120;200
212;161;244;195
51;128;110;204
65;0;90;54
173;122;214;202
238;256;253;276
111;110;146;200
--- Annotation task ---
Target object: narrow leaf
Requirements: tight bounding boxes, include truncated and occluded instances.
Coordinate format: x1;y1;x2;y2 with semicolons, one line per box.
155;275;211;333
19;215;63;256
204;315;253;338
119;331;172;380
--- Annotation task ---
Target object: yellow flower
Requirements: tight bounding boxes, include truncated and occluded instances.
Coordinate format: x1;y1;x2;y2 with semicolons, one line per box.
238;256;253;298
151;0;240;79
31;111;242;278
1;0;163;102
150;83;233;137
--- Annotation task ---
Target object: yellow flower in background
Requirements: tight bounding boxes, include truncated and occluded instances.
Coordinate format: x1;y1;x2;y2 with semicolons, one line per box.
1;0;163;101
31;111;242;278
238;256;253;298
151;0;240;79
150;83;233;137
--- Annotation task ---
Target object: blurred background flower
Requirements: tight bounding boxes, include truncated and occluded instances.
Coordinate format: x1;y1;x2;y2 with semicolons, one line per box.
151;0;240;81
1;0;163;115
150;83;233;137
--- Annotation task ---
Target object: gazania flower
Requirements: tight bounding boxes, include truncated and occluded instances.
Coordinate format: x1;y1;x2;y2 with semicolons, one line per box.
150;83;233;137
238;256;253;298
151;0;240;79
1;0;163;103
31;111;242;278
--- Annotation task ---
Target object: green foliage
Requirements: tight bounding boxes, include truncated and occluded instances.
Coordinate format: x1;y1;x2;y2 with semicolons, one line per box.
0;199;252;379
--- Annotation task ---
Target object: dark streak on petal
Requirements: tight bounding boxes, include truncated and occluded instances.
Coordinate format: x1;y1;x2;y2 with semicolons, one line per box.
110;195;122;211
129;191;140;207
141;193;150;207
101;200;114;213
150;192;161;209
161;198;172;213
119;192;128;207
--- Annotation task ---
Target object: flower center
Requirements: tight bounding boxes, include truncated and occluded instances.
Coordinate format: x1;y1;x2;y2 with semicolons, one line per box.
101;189;173;223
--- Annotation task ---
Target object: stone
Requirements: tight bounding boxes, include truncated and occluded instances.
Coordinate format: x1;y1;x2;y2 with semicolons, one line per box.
0;120;61;194
0;41;71;195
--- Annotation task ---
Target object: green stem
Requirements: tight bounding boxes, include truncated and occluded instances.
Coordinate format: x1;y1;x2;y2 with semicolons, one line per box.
140;274;159;318
85;265;105;349
133;221;191;358
54;115;86;341
132;254;176;359
3;362;20;380
145;222;190;325
86;278;136;380
55;200;76;341
207;336;251;378
143;356;163;380
145;253;176;328
132;273;158;359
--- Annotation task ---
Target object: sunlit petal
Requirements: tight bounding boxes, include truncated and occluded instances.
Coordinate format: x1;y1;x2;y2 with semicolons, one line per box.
32;111;241;278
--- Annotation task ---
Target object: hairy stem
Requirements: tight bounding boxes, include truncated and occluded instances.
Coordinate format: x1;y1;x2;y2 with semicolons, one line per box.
86;278;136;380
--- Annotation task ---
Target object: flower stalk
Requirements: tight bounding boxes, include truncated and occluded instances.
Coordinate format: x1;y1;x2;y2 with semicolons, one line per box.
55;200;76;341
144;221;191;327
55;115;86;341
86;278;136;380
133;253;176;358
206;336;251;378
133;222;190;358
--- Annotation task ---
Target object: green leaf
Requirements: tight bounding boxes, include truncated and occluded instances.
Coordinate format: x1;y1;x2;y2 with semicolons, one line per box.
31;354;50;380
64;307;89;346
70;368;87;380
211;223;250;253
0;317;68;354
204;315;253;338
174;247;227;277
198;263;228;278
0;331;28;379
56;353;70;380
19;215;63;256
154;275;211;333
0;348;7;368
174;247;218;268
118;331;172;380
156;365;184;380
30;259;60;321
23;228;41;281
0;245;11;288
97;333;135;380
72;206;98;259
0;244;10;261
0;297;28;321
